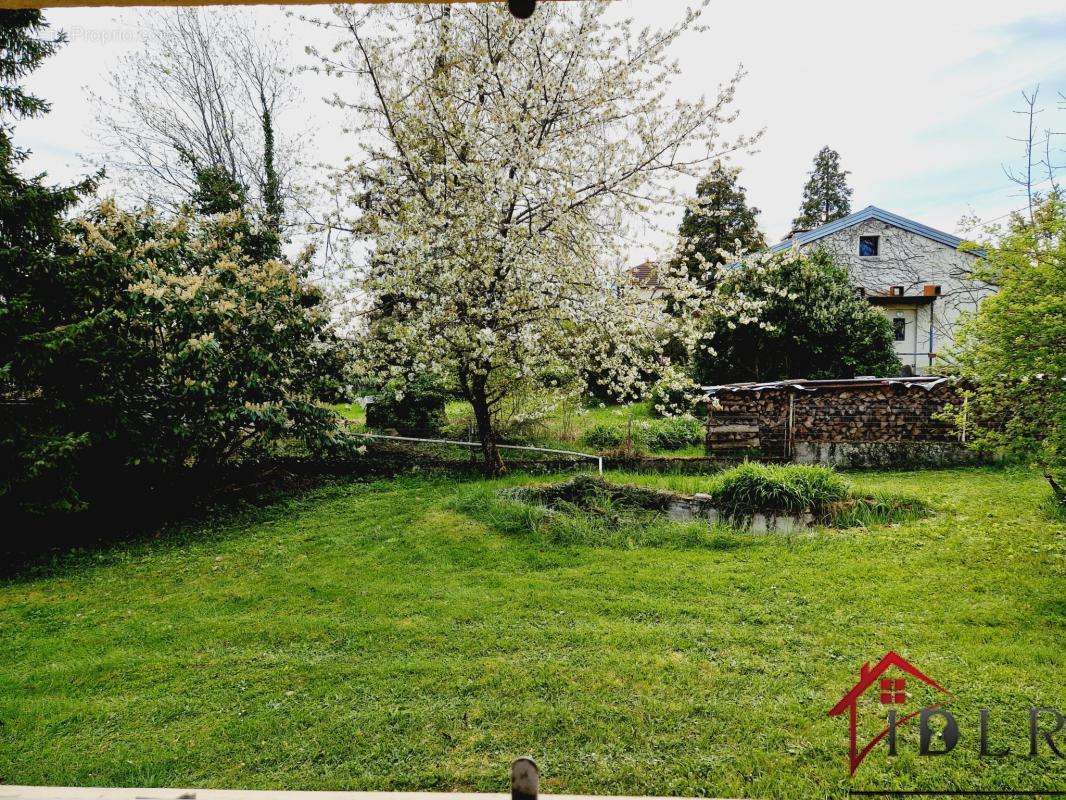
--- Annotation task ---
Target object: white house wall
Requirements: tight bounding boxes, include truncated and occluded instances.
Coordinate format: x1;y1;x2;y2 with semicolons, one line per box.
794;218;992;372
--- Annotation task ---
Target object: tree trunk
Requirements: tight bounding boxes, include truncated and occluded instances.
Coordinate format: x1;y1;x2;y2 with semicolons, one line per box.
1045;471;1065;507
469;380;506;476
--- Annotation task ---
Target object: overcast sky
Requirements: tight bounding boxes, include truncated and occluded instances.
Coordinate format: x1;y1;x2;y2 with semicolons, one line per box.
16;0;1066;264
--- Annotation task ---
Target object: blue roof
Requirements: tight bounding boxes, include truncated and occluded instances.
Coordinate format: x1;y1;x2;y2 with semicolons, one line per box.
768;205;981;255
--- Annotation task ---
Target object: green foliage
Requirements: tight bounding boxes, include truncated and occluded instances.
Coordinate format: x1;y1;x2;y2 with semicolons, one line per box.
0;10;95;515
792;145;852;230
508;474;676;511
673;161;765;286
503;467;926;534
511;466;926;531
647;366;704;418
581;415;704;452
462;488;733;550
582;423;627;450
365;375;448;436
259;103;284;243
189;164;280;262
704;463;927;527
0;10;63;120
646;416;705;450
948;193;1066;504
695;249;901;384
708;463;850;515
825;490;930;528
1;201;350;518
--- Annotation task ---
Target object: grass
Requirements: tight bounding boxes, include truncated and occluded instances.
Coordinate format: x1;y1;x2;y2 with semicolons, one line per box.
457;490;733;551
1;467;1063;798
333;400;707;458
491;469;927;537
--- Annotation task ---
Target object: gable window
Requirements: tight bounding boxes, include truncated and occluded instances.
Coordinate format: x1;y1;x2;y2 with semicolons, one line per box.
859;235;880;257
892;317;907;342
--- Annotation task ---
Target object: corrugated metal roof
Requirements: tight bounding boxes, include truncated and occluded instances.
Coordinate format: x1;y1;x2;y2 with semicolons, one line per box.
702;376;953;395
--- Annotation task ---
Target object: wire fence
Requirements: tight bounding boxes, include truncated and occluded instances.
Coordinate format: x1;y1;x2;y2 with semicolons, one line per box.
354;432;604;475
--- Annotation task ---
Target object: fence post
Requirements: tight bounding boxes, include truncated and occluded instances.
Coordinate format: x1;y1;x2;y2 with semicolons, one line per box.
511;757;539;800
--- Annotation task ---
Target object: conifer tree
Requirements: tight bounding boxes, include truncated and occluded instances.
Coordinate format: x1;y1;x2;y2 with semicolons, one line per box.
675;161;765;285
0;10;95;513
0;10;94;389
792;146;852;230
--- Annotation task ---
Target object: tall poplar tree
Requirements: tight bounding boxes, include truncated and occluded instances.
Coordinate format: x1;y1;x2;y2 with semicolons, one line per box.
792;146;852;230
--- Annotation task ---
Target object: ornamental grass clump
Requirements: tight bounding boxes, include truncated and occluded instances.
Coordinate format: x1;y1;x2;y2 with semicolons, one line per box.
708;464;850;516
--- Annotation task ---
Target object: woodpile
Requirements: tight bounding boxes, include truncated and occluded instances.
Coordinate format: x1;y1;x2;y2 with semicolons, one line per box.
705;378;964;459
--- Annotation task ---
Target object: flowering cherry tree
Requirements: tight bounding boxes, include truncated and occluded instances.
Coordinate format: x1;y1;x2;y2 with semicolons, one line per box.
311;1;758;473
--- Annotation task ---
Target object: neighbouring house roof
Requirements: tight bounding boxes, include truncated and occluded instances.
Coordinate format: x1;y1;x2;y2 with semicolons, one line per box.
702;375;953;396
768;205;983;256
629;260;660;288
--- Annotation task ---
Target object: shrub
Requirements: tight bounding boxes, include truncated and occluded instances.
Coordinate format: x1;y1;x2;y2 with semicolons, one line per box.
709;463;850;515
645;416;704;451
1;201;350;519
365;376;448;436
582;423;627;450
582;416;704;452
648;366;704;418
695;249;901;384
945;193;1065;505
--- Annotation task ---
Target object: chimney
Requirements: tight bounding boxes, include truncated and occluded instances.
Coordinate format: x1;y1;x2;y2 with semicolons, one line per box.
923;284;942;296
890;285;905;297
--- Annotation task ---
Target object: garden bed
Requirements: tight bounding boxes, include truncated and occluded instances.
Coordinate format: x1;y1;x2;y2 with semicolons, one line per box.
503;465;928;534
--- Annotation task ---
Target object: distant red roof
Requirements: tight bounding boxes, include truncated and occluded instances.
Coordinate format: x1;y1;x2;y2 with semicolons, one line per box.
629;260;660;289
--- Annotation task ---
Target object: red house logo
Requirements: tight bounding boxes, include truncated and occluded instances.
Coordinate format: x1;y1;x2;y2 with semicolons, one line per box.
828;651;951;775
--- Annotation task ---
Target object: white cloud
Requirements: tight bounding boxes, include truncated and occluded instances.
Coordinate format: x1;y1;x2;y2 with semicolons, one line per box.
17;0;1066;265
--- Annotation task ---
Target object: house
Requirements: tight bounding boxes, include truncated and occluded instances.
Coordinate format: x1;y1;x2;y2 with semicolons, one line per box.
771;206;991;374
628;260;661;302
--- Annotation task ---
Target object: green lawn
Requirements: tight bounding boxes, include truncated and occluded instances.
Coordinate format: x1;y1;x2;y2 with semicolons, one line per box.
1;467;1063;798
